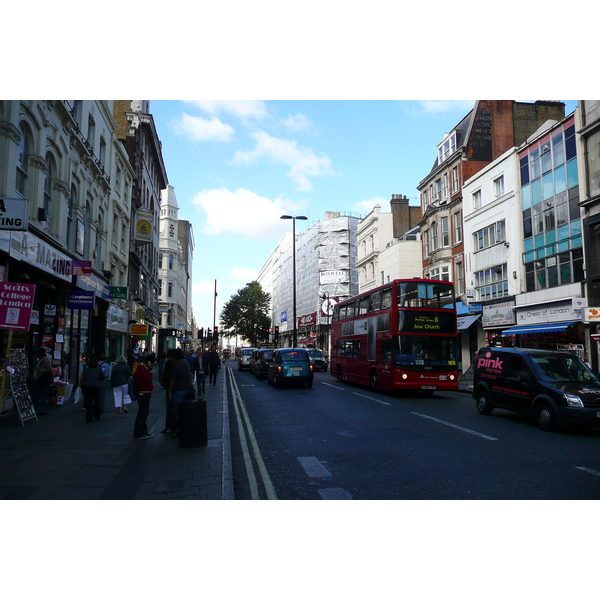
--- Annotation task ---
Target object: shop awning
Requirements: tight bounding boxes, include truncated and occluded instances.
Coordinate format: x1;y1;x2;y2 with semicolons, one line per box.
457;314;480;330
501;321;580;335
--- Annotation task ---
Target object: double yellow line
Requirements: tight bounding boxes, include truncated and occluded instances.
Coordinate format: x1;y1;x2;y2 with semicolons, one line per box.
226;367;277;500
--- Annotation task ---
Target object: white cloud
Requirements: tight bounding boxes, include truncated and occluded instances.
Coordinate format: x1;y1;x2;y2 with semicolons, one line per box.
191;187;304;239
192;280;217;295
405;100;475;116
231;266;258;281
170;113;234;142
232;130;336;191
351;197;387;216
279;113;315;132
186;100;268;121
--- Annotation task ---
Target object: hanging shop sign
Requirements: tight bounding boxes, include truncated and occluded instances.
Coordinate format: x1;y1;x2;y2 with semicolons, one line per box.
73;273;111;301
515;298;583;326
107;304;128;333
134;209;153;244
0;281;36;331
72;260;92;276
130;324;149;336
298;312;317;329
583;308;600;322
7;231;72;282
281;310;288;323
482;301;515;329
68;290;95;310
320;296;339;317
110;286;128;300
0;197;27;230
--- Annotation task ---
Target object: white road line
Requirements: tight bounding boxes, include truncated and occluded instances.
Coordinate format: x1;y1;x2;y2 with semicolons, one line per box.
411;412;498;441
575;466;600;477
352;392;391;405
321;382;345;390
298;456;332;478
318;488;352;500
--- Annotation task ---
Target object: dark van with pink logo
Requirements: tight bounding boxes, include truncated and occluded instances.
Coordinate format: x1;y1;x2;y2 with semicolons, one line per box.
472;347;600;431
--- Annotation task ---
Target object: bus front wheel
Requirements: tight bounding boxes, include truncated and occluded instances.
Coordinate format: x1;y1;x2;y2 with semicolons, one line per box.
337;365;343;384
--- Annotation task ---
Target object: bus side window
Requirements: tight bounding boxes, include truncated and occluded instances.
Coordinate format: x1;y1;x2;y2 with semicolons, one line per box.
346;302;355;318
359;296;369;315
381;339;393;362
370;291;381;312
381;288;392;309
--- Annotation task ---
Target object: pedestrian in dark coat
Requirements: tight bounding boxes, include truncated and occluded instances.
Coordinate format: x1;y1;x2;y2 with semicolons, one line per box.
80;355;104;423
33;347;53;415
207;347;220;385
133;356;154;439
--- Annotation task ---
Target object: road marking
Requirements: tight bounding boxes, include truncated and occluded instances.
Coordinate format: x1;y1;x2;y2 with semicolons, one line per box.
318;487;352;500
352;392;391;405
228;368;278;500
298;456;332;478
575;466;600;477
411;412;498;441
321;382;345;390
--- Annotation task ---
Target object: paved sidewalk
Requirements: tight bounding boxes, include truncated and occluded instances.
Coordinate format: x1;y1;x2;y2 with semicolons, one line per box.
0;368;234;500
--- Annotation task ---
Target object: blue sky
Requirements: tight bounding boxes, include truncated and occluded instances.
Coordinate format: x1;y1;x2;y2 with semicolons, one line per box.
149;100;578;332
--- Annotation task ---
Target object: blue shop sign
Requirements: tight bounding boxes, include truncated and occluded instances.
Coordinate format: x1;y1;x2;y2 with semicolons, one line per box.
68;290;95;309
281;310;288;323
73;273;111;301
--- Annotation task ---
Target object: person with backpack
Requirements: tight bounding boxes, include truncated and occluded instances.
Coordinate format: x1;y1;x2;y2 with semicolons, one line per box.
133;355;154;439
110;355;132;414
98;353;111;413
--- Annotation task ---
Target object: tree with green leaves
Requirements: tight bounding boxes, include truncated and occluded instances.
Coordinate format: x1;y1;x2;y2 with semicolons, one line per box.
219;281;272;347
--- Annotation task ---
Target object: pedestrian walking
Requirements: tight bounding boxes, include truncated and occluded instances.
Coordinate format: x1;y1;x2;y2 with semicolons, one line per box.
80;355;105;423
98;353;111;413
110;355;132;414
168;348;192;432
160;349;177;433
201;350;209;393
133;356;154;439
208;346;220;385
192;348;205;396
32;347;53;416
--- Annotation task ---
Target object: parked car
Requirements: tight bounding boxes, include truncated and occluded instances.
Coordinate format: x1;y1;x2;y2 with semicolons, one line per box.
252;349;274;380
473;346;600;432
238;347;258;371
308;349;328;372
267;348;314;389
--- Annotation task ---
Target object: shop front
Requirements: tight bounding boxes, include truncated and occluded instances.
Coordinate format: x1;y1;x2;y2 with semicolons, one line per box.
482;300;516;347
501;298;586;360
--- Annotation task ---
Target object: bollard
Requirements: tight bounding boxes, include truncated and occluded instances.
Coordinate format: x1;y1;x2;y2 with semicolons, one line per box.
178;399;208;448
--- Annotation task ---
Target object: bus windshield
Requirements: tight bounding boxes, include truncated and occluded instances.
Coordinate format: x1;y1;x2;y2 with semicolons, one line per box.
388;335;458;369
397;281;455;309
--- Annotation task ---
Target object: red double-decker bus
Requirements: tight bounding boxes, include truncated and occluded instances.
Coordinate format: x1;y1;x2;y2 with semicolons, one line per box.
330;278;458;393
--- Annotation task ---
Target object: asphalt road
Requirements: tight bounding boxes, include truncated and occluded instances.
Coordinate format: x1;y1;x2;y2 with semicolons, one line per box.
226;365;600;500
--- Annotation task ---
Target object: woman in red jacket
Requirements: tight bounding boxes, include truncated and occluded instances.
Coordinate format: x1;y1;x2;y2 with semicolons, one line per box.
133;356;155;439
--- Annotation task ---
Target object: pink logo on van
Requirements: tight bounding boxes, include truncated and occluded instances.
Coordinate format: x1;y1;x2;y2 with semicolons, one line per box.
477;355;503;370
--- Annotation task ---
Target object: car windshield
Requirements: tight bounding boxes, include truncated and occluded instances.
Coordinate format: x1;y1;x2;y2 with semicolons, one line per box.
241;349;253;356
280;351;309;362
308;350;323;358
531;354;600;383
261;351;273;360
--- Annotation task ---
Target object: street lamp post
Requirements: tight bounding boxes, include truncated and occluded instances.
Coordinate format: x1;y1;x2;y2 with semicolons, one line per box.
281;214;307;348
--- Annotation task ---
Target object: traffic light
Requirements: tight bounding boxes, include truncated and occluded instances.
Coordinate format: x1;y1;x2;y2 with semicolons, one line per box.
198;328;204;342
207;328;212;342
214;326;218;340
264;328;270;341
274;326;279;341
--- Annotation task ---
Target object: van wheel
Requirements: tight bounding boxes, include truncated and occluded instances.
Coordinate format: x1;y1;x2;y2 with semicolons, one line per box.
369;370;379;391
337;366;343;384
536;401;558;432
476;390;494;415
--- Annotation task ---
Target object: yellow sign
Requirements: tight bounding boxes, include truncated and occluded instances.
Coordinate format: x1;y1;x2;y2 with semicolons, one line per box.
130;324;149;335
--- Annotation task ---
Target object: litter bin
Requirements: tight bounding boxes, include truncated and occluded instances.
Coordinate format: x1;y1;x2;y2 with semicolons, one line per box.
178;399;208;448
